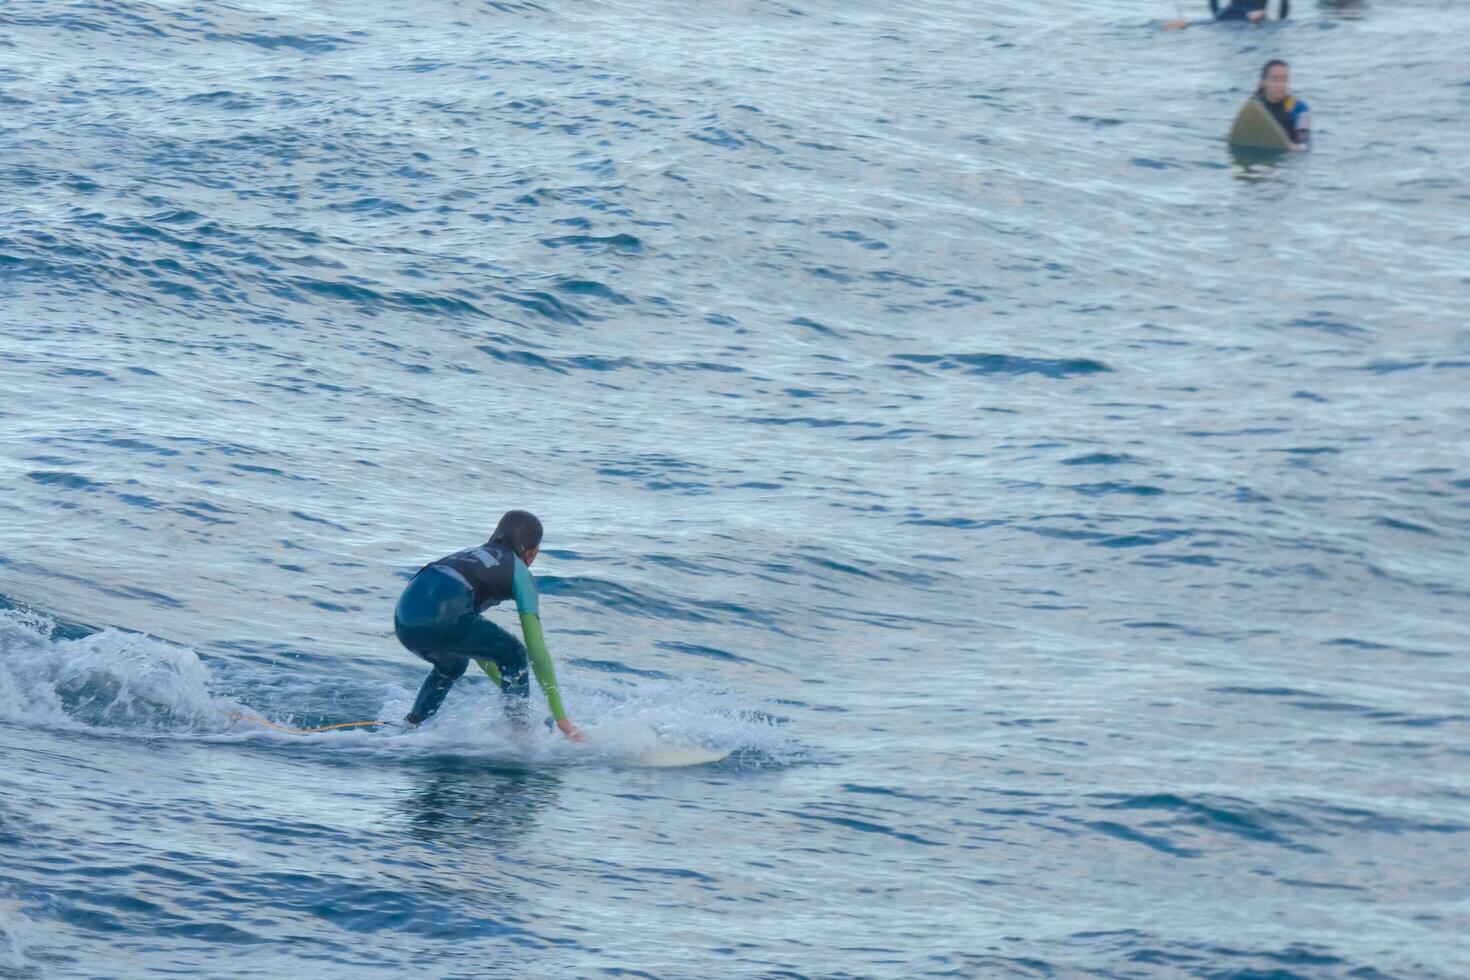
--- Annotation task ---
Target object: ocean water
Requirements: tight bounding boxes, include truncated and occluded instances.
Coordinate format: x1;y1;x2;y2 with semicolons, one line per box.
2;0;1469;976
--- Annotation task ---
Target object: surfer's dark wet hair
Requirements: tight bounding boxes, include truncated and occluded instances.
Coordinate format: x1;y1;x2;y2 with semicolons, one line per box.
490;509;543;560
1260;59;1289;81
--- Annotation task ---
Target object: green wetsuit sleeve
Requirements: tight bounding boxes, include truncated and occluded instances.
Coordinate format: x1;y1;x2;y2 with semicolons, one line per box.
512;558;566;720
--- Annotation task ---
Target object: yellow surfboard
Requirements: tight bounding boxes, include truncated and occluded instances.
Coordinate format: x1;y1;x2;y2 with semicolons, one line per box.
1228;97;1293;151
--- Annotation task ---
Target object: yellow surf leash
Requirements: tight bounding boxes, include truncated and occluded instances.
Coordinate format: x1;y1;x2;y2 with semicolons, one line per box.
227;711;389;734
229;659;504;733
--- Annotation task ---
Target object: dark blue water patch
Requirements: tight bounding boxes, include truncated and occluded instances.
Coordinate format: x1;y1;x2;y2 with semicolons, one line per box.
639;554;721;577
284;594;356;614
821;230;888;250
91;583;186;609
492;286;591;324
539;233;642;252
900;516;1006;530
1375;714;1467;728
553;278;631;304
180;91;260;112
867;269;932;292
794;552;880;581
565;657;671;680
173;503;236;526
1094;794;1317;851
1097;528;1195;548
1016;519;1198;548
1080;819;1201;857
116;493;161;509
201;32;350;54
629;865;718;883
1062;453;1141;466
290;510;351;532
1066;482;1165;497
1269;446;1341;457
328;197;415;216
1143;943;1358;978
595;468;712;494
1285;699;1377;714
1325;637;1395;654
840;784;936;803
739;416;883;430
288;276;497;321
477;344;743;377
26;470;105;491
1277;878;1369;892
782;807;945;848
850;427;928;443
890;352;1112;378
538;575;771;628
1228;485;1272;504
1211;687;1327;702
105;437;181;457
789;316;841;336
229;463;300;479
1120;620;1213;636
653;640;760;666
50;366;114;380
1185;427;1289;439
478;345;568;373
1374;516;1436;535
1324;636;1451;660
1356;359;1470;374
1287;314;1371;337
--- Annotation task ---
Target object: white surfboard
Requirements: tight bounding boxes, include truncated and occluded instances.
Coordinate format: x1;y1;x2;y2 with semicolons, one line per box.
626;744;732;768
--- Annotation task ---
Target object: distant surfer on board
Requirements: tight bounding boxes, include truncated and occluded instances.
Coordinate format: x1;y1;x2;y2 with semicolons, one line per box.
395;510;584;739
1165;0;1280;29
1253;59;1311;150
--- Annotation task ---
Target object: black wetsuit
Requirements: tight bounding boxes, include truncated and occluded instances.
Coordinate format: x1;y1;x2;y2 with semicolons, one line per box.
1212;0;1276;20
1258;91;1312;145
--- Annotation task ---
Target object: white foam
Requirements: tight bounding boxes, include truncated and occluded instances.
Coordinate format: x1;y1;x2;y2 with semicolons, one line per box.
0;899;35;973
367;673;801;768
0;606;237;734
0;606;802;766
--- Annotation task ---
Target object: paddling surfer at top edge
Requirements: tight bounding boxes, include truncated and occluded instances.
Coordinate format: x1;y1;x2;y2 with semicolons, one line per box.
1166;0;1285;29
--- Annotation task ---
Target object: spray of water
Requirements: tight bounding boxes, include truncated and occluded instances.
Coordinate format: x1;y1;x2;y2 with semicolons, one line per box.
0;606;801;767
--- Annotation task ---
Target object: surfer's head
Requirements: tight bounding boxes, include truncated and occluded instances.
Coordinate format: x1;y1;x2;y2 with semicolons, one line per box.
1259;59;1290;102
491;509;544;565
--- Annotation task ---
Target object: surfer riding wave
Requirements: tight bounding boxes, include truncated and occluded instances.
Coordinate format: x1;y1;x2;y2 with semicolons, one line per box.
395;510;584;740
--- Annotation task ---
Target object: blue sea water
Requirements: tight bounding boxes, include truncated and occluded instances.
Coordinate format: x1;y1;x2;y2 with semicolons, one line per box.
3;0;1469;975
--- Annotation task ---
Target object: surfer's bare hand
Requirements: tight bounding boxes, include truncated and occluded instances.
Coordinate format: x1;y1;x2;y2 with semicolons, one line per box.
556;718;586;742
1164;19;1188;30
